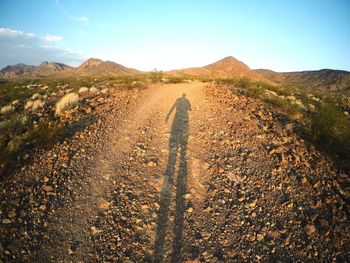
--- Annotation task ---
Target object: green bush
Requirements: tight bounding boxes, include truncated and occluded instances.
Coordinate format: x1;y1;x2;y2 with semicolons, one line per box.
264;97;302;117
310;102;350;157
0;118;64;174
220;77;350;160
167;77;184;83
28;120;64;147
149;69;164;83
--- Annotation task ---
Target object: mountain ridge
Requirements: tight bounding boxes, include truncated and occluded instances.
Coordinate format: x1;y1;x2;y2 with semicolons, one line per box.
1;57;350;91
167;56;266;81
0;58;140;79
254;68;350;91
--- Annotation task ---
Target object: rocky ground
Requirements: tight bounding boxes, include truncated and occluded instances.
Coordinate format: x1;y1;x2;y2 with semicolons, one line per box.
1;82;350;262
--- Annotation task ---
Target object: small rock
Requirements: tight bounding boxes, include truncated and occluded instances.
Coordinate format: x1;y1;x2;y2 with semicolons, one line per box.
269;147;283;155
98;200;110;210
0;105;15;114
141;204;149;210
43;185;54;192
31;93;41;100
257;233;264;241
11;99;19;105
271;231;281;238
227;172;243;184
8;211;16;218
2;218;12;224
90;226;99;235
24;100;34;110
147;161;156;167
42;177;49;183
304;224;316;236
248;200;257;208
184;193;191;200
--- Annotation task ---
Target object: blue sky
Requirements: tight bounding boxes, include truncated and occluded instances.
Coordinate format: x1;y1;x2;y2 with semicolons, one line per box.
0;0;349;71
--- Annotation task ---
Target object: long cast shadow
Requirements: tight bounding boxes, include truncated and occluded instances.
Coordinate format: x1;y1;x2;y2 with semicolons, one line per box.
154;94;191;263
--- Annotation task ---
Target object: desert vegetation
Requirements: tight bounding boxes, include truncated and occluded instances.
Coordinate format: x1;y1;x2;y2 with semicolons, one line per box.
0;76;149;175
218;77;350;161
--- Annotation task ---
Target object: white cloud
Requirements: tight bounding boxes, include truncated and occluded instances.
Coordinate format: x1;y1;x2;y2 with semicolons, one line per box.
72;16;89;25
43;34;63;42
55;0;89;25
0;27;84;68
0;28;35;38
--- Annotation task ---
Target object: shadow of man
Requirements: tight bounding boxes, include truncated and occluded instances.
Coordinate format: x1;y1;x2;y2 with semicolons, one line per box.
154;94;191;263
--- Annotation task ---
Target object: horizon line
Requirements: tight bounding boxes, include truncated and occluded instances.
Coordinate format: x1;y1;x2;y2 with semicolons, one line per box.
1;56;349;73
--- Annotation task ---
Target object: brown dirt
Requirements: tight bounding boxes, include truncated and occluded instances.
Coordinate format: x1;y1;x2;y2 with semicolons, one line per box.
1;82;350;262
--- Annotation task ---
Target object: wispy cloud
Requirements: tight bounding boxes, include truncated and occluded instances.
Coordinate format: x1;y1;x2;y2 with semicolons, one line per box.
72;16;89;25
55;0;89;25
0;28;35;38
43;34;63;42
0;27;85;68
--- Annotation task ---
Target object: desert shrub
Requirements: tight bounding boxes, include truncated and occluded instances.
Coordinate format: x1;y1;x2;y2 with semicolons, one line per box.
222;77;350;160
31;99;45;111
236;76;252;89
168;77;184;83
218;77;253;89
264;97;302;117
28;121;64;147
55;92;79;115
79;87;89;94
0;82;34;108
149;69;164;83
0;118;64;175
0;117;29;172
310;102;350;157
243;84;265;98
200;78;213;82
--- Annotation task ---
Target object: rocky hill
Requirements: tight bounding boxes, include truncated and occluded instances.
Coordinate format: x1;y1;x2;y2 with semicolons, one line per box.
0;63;37;79
168;56;267;81
76;58;140;77
38;61;72;72
255;68;350;91
0;62;72;79
0;58;140;79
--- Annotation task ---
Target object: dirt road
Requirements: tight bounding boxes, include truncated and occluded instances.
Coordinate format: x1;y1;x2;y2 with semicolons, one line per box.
1;82;350;262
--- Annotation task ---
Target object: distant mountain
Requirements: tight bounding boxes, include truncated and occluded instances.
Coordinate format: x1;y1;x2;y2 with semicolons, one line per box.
253;69;286;83
38;61;72;72
0;61;72;79
255;69;350;91
76;58;140;76
0;63;37;79
1;57;349;92
0;58;140;79
168;56;266;81
204;56;256;78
